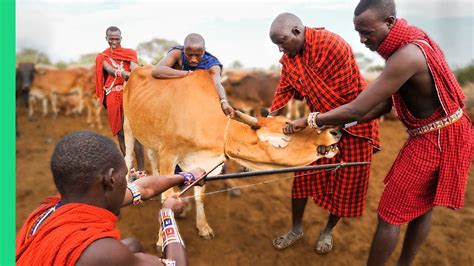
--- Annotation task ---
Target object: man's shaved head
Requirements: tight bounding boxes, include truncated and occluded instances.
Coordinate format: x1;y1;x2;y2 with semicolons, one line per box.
51;131;125;196
269;13;305;57
184;33;205;49
270;12;304;37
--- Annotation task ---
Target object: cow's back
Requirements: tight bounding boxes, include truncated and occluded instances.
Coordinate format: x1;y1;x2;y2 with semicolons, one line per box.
124;67;228;155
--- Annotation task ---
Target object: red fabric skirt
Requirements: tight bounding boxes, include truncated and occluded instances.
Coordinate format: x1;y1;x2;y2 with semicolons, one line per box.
292;134;373;217
105;89;123;136
378;115;473;225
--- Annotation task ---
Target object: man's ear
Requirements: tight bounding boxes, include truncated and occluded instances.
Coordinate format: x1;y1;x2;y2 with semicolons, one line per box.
102;168;116;191
292;27;302;36
386;16;396;29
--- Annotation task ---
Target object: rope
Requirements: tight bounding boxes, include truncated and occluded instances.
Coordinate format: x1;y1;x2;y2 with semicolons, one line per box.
148;166;340;201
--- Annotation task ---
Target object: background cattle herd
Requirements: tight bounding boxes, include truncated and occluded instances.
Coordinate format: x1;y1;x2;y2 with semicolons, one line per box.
16;62;474;131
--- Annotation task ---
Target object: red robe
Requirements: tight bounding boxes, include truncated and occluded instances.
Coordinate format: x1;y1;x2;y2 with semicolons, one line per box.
16;196;120;266
96;47;138;135
376;19;473;225
270;27;380;217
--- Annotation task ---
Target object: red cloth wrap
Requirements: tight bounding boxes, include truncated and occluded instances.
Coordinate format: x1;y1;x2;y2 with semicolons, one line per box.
376;19;474;225
95;47;137;135
16;196;120;266
271;27;380;217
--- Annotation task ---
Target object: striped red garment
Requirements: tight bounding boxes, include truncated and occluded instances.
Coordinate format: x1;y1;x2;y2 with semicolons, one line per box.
270;27;380;149
293;134;373;217
376;18;474;225
270;27;379;217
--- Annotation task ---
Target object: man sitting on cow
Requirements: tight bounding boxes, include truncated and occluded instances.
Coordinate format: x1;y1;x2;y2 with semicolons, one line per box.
96;26;145;173
268;13;380;254
151;33;235;118
16;131;206;265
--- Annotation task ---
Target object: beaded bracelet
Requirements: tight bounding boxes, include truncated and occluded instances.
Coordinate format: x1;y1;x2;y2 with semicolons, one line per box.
178;172;195;187
159;208;185;252
127;183;142;206
307;112;320;129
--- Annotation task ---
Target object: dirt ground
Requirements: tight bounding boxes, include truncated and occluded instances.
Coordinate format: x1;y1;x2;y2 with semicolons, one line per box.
16;107;473;265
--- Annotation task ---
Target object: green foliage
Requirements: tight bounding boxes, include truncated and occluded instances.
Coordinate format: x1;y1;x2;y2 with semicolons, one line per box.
75;52;98;65
55;61;68;69
368;65;384;72
228;60;243;69
136;38;179;65
355;52;373;71
16;48;51;64
455;61;474;85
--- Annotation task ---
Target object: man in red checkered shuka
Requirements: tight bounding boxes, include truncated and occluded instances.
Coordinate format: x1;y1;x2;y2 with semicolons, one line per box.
285;1;473;265
268;13;380;254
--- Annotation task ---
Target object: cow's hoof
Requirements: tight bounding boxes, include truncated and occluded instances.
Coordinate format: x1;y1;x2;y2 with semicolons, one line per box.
198;226;214;240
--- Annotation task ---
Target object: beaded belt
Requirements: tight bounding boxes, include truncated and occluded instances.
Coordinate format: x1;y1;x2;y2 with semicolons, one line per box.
408;108;463;136
104;84;124;95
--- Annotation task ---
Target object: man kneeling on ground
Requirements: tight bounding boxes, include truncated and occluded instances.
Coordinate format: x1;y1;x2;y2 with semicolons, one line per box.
16;131;206;265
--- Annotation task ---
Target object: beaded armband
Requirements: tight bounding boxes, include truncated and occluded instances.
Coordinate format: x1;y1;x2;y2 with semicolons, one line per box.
307;112;322;129
178;172;196;187
159;208;185;252
127;183;142;206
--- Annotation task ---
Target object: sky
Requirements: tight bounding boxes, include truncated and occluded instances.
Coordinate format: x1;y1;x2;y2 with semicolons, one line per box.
16;0;474;69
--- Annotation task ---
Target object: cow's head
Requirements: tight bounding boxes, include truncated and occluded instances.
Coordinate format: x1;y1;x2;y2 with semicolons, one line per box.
226;111;342;170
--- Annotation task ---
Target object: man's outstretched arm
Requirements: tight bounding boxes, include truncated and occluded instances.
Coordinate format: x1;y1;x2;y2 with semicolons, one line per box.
122;168;206;207
317;44;424;126
209;65;235;118
152;50;190;79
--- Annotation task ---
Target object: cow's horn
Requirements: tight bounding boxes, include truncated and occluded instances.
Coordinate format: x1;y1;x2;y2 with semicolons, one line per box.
234;110;260;129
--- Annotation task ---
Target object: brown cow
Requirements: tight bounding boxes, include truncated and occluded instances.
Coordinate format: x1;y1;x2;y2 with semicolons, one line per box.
222;70;280;117
123;67;341;249
29;66;88;118
74;66;103;129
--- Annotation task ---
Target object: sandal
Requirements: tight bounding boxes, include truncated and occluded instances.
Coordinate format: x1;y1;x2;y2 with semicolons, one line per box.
315;232;333;254
272;230;303;250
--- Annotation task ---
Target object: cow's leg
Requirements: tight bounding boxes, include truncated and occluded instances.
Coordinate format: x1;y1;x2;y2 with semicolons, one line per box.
50;92;59;118
94;103;103;129
147;149;159;175
194;185;214;239
41;96;48;117
28;95;35;119
123;115;135;182
85;98;92;126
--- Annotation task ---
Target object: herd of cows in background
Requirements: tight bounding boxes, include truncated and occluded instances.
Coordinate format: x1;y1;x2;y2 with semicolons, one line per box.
19;61;474;136
15;62;322;131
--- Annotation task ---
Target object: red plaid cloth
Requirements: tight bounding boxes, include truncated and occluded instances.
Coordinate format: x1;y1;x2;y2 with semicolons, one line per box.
293;134;373;217
271;27;379;217
270;27;380;148
377;18;474;225
96;47;137;135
